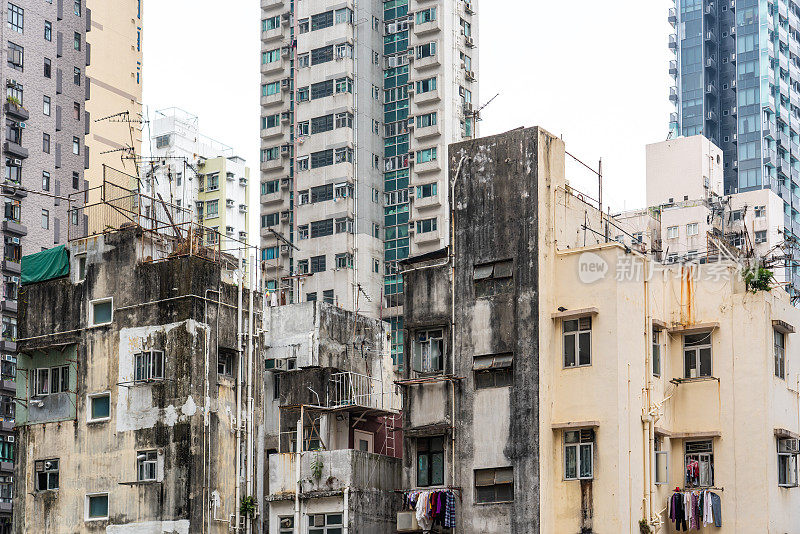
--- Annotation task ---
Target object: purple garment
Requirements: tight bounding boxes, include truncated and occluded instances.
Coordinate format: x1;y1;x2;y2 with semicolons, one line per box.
691;493;700;530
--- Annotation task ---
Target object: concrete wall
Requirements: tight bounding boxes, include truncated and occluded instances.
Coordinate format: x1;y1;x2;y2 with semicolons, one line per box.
646;136;724;207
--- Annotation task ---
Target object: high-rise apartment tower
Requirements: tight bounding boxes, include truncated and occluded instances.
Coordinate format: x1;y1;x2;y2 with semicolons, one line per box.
259;0;478;364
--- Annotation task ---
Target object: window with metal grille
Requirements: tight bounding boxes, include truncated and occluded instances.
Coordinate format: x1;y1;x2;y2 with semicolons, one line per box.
310;10;333;31
310;80;333;100
310;114;333;134
311;45;333;65
134;351;164;382
310;218;333;238
564;429;594;480
335;253;352;269
310;255;326;273
475;467;513;503
310;149;333;169
309;184;333;203
685;440;713;487
308;513;342;533
778;438;799;487
412;328;443;375
322;290;334;304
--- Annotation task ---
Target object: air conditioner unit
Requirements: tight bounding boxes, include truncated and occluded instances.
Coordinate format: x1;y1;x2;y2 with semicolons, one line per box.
780;438;800;454
226;199;235;208
407;85;415;95
29;399;43;408
280;244;290;256
281;178;291;189
281;112;290;123
280;144;291;156
397;511;420;532
465;36;475;47
281;77;291;88
6;436;13;443
280;210;290;221
281;46;291;57
408;223;415;234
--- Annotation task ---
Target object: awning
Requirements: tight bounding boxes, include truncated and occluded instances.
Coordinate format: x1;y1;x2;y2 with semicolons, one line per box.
551;307;599;321
21;245;69;285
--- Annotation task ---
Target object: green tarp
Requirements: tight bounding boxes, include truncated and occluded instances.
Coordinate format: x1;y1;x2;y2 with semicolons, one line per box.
21;245;69;285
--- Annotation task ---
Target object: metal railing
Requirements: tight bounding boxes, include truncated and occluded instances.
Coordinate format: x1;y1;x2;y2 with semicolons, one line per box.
327;371;398;412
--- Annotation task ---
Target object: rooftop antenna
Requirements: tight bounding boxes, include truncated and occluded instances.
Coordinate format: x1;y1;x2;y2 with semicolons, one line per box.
469;92;499;139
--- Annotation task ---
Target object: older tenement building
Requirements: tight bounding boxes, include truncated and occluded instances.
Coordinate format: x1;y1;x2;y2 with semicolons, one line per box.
13;221;264;533
398;127;800;532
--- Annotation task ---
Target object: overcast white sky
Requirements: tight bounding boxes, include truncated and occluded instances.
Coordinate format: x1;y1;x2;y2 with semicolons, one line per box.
143;0;673;214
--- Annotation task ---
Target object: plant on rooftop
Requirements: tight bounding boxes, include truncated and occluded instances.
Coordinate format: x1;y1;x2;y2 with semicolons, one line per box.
310;451;324;480
743;265;773;293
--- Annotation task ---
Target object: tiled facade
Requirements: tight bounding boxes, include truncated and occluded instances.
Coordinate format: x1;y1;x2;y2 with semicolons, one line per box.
0;0;89;529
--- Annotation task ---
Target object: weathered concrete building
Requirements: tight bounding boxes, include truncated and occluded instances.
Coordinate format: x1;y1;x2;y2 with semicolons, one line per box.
262;302;401;533
13;223;264;533
398;127;800;532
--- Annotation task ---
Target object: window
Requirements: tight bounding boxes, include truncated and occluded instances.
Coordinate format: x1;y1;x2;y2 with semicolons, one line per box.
43;95;51;115
416;7;436;24
335;112;353;129
311;45;333;65
335;253;352;269
563;316;591;368
306;292;316;302
311;114;333;134
7;42;23;70
298;225;309;240
207;173;219;191
35;459;59;491
90;298;113;326
279;517;295;534
335;217;352;234
652;329;661;376
667;226;679;239
86;493;108;521
1;316;15;341
42;171;50;191
43;133;50;154
311;10;333;31
7;4;23;33
322;290;334;304
334;7;352;24
686;223;699;236
218;351;234;377
310;218;333;238
263;15;280;31
685;440;713;487
412;328;444;374
755;230;767;244
297;53;309;68
416;112;437;128
32;365;69;396
262;180;279;195
311;149;333;169
4;200;20;223
416;147;437;163
416;218;437;233
72;136;80;155
74;67;81;85
88;393;110;422
307;513;342;534
74;0;81;16
654;437;668;485
335;77;352;93
44;20;52;41
683;332;712;378
416;436;444;487
564;429;594;480
755;205;766;218
41;209;49;229
311;79;334;100
778;438;799;487
475;467;513;503
73;102;80;120
134;351;165;382
298;18;309;33
72;172;79;190
416;42;436;59
261;213;279;228
137;450;157;482
473;260;513;297
775;330;786;379
74;32;81;50
206;200;219;218
334;147;353;164
310;255;326;273
474;353;513;389
297;87;309;102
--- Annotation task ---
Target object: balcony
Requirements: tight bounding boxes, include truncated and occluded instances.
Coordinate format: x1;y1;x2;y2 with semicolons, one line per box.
268;449;399;498
414;88;441;105
704;30;716;42
763;121;777;139
668;7;677;25
261;92;284;108
705;56;717;69
4;102;28;121
261;58;286;75
413;18;441;35
3;141;28;159
261;0;285;10
261;190;284;205
414;194;441;210
412;52;440;70
262;25;284;43
669;34;677;50
2;261;20;274
413;228;441;245
414;123;441;140
669;60;678;77
413;157;441;174
706;110;718;122
261;158;287;173
669;86;679;103
2;220;26;236
705;83;718;98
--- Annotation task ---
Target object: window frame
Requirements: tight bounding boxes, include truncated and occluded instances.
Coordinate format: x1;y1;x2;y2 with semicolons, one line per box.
34;458;59;492
564;428;594;480
775;329;786;379
684;440;714;488
411;328;445;375
136;450;158;482
778;438;799;487
474;467;514;504
562;316;592;368
416;436;445;487
87;391;111;423
683;332;712;379
89;297;113;327
85;492;109;522
133;350;165;383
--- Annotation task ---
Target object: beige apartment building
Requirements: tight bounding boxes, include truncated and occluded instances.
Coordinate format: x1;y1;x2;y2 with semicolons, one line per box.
85;0;143;194
398;126;800;533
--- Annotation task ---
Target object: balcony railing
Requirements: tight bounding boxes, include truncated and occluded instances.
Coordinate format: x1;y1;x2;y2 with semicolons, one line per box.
327;371;399;412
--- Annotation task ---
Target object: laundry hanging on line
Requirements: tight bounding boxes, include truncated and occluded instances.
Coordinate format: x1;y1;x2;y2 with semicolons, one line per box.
406;489;456;530
669;488;721;531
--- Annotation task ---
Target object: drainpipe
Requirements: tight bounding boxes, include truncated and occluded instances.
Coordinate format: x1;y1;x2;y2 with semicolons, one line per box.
642;254;654;527
246;254;255;534
235;248;244;532
449;156;466;495
343;486;350;534
294;405;304;534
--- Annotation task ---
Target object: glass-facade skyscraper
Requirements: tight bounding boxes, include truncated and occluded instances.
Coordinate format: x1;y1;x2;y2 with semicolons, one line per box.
670;0;800;293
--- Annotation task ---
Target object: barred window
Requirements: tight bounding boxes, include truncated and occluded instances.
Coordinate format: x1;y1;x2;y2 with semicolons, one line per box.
310;184;333;203
310;255;326;273
310;10;333;31
311;45;333;65
310;149;333;169
310;80;334;100
310;114;333;134
310;219;333;238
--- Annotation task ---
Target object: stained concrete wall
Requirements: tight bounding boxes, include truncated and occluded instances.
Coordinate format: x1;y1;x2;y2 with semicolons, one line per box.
14;228;264;533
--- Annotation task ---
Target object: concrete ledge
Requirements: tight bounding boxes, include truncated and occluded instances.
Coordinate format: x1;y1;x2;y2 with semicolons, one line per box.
551;420;600;430
670;431;721;440
652;319;668;331
403;422;453;437
775;427;800;440
654;426;672;437
667;322;719;335
773;320;795;334
550;307;599;321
